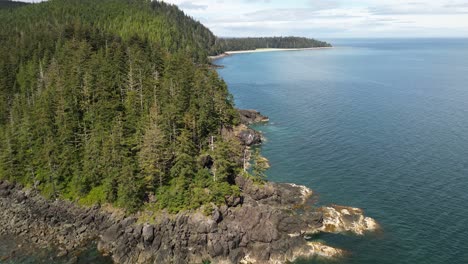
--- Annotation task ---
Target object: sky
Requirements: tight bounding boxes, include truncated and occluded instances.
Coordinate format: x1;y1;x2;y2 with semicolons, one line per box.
163;0;468;38
22;0;468;38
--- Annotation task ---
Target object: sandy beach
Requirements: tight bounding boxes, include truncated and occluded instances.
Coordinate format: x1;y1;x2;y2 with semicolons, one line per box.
226;47;332;54
209;47;332;60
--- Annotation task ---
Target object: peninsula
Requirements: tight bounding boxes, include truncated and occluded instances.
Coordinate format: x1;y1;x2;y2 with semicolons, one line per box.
0;1;376;263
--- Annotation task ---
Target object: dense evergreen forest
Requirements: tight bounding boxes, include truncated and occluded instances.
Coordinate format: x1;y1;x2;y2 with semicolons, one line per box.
0;0;328;213
0;0;242;213
213;37;332;53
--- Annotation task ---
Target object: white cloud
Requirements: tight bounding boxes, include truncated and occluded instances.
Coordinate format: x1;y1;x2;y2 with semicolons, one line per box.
20;0;468;37
163;0;468;38
178;1;207;10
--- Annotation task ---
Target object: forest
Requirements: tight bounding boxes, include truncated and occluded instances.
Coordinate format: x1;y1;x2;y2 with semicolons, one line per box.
0;0;244;213
213;37;332;53
0;0;323;213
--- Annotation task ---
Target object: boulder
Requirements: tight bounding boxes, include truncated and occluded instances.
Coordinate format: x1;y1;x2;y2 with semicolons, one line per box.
142;225;154;244
237;128;262;146
102;223;122;242
238;109;269;125
212;208;223;223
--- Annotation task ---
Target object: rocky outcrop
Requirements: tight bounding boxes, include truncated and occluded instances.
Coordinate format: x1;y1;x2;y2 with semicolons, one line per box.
96;177;328;264
0;178;379;264
318;206;380;235
237;125;262;146
222;124;262;146
219;109;268;147
238;109;269;125
0;180;115;260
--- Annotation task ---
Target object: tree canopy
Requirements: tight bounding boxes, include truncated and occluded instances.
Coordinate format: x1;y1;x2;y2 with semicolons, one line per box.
212;37;332;54
0;0;328;213
0;0;240;213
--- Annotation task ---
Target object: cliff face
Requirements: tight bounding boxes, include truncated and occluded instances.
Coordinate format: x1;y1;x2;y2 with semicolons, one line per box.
97;176;327;264
0;177;377;264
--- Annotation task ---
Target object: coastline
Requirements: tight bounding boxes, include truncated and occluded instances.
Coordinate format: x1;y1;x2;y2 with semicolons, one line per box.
0;109;379;264
0;177;378;264
209;47;332;61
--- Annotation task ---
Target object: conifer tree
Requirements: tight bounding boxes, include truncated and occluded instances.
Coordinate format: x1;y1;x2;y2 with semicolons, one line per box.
251;148;270;183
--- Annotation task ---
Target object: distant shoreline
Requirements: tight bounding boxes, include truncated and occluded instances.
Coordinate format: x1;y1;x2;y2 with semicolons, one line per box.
209;47;332;60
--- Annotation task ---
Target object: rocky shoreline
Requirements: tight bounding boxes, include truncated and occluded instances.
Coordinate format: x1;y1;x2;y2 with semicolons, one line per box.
0;109;379;264
0;178;378;264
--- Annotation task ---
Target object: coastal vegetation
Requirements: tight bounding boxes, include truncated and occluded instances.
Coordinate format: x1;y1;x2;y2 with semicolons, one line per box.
0;0;322;213
0;0;239;213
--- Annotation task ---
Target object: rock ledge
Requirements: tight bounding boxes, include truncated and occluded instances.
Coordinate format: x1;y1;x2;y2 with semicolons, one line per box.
0;179;378;264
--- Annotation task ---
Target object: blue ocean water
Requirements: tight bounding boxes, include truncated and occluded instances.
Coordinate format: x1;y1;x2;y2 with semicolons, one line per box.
216;39;468;264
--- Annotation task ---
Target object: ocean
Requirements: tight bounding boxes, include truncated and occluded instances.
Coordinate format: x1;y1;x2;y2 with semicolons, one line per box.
2;38;467;264
216;38;468;264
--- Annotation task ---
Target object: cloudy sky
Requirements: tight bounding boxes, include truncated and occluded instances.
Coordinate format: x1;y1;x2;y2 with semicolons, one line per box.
162;0;468;38
23;0;468;38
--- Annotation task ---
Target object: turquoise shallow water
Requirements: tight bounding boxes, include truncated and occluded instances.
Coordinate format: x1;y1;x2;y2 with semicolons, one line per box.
217;39;468;264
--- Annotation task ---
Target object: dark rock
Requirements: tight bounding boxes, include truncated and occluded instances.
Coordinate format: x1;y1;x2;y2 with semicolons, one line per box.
212;209;222;223
121;217;136;228
125;226;133;234
76;225;87;234
238;109;269;125
66;256;78;264
60;225;74;236
152;233;162;249
208;238;224;257
229;248;244;263
176;214;188;227
15;192;27;202
57;249;68;258
102;223;122;242
238;128;262;146
51;217;59;225
0;175;359;264
250;221;279;243
142;225;154;244
133;224;142;239
309;212;324;227
225;195;242;207
82;215;94;225
0;189;10;197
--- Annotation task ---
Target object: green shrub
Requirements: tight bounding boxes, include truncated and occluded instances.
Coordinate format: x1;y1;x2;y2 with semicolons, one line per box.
79;185;107;206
